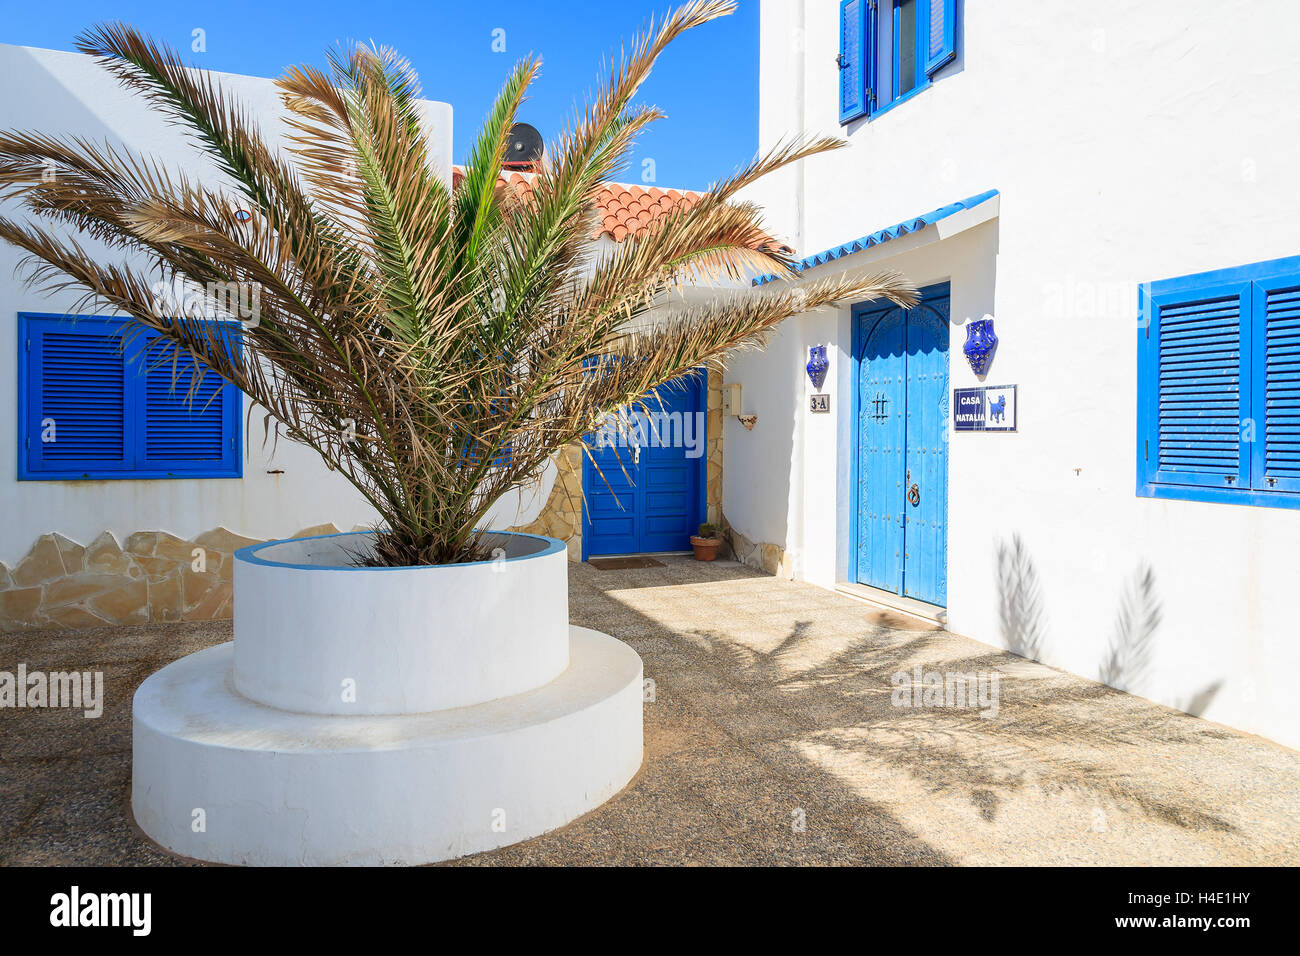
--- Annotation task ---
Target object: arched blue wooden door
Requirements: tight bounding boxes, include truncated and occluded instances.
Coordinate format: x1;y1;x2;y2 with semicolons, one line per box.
855;284;950;606
583;371;705;557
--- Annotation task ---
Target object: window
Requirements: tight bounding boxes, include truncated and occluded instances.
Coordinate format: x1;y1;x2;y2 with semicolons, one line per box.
895;1;919;98
18;313;242;480
838;0;957;123
1137;256;1300;508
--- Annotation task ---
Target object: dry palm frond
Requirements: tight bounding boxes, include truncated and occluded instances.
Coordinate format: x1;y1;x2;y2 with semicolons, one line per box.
0;1;915;566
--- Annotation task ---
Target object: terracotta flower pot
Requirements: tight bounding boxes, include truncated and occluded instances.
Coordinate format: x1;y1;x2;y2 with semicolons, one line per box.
690;535;721;561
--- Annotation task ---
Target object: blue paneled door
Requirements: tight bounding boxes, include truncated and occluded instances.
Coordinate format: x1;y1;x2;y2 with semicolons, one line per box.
854;285;950;606
583;371;706;557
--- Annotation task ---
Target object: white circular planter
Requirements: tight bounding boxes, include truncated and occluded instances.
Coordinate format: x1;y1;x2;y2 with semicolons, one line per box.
233;532;570;715
131;531;644;866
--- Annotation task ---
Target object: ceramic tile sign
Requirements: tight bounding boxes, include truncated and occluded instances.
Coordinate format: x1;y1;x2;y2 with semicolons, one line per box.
809;393;830;414
953;384;1017;432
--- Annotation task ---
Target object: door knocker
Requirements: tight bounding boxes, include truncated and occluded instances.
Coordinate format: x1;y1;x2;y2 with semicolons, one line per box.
908;483;921;506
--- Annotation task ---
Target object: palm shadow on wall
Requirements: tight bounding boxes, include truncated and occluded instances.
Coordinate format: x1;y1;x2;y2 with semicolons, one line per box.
996;533;1047;660
1100;564;1161;693
1099;563;1222;717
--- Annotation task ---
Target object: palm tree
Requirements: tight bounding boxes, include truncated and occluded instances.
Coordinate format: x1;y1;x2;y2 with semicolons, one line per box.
0;1;913;566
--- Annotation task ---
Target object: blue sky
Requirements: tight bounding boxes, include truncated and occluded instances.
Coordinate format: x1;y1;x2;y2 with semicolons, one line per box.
1;0;759;191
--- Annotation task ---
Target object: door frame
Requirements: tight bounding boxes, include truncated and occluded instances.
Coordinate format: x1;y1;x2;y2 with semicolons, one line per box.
848;283;951;601
580;368;708;560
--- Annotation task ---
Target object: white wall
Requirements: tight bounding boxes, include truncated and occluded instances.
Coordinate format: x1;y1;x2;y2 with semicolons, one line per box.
737;0;1300;747
0;44;474;563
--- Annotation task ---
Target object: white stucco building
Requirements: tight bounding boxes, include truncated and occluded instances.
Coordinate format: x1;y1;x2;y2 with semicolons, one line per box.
722;0;1300;748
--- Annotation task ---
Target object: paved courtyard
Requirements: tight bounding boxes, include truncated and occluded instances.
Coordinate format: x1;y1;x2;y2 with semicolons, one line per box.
2;557;1298;865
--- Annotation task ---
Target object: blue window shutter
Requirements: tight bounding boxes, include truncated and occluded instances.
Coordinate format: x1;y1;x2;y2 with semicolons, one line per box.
839;0;868;123
19;314;241;480
1251;276;1300;492
138;339;232;471
23;316;132;476
1145;284;1251;490
924;0;957;76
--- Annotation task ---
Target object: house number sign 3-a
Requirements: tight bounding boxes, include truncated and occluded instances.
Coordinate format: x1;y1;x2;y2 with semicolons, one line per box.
809;393;830;414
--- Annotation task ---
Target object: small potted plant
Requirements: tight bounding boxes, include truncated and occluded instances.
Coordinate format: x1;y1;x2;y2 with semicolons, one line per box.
691;522;722;561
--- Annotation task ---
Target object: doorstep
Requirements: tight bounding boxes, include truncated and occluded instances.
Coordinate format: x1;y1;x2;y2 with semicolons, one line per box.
834;582;948;627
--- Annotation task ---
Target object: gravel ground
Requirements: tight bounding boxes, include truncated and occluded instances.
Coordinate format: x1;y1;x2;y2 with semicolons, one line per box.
2;556;1297;866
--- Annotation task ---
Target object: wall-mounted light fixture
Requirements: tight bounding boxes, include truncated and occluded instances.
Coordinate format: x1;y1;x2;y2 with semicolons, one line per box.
721;383;741;416
806;345;828;390
963;316;998;376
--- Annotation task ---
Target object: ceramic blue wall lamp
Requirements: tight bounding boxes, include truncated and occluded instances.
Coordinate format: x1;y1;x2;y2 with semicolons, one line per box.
806;345;829;390
963;317;998;376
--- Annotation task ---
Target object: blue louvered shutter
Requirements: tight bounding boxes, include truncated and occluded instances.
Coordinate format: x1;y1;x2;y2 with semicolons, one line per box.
1147;284;1251;489
20;314;241;480
924;0;957;76
839;0;868;123
1251;276;1300;492
138;335;234;472
24;317;132;476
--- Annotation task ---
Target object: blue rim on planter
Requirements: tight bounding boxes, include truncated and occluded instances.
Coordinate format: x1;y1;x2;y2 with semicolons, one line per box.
234;529;566;570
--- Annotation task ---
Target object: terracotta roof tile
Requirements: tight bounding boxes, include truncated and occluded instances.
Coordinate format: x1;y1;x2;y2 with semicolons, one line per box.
450;166;793;253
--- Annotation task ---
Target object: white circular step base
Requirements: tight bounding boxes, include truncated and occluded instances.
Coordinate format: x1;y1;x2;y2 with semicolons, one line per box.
131;627;643;866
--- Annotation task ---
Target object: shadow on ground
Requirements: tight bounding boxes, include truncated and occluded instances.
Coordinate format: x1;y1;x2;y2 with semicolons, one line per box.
1;556;1297;865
